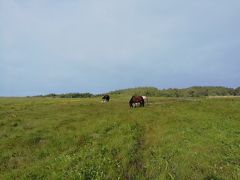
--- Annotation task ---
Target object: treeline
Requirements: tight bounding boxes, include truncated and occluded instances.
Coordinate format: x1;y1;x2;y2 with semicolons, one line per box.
36;93;93;98
34;86;240;98
110;86;240;97
158;86;240;97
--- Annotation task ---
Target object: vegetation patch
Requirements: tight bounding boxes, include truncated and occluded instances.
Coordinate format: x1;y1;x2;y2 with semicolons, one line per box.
0;96;239;179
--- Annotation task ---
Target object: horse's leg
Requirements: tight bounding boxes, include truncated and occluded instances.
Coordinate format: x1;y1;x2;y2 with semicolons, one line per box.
129;103;133;108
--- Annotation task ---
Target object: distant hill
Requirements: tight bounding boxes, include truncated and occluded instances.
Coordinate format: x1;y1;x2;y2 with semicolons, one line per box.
36;86;240;98
34;93;93;98
109;86;240;97
109;87;159;96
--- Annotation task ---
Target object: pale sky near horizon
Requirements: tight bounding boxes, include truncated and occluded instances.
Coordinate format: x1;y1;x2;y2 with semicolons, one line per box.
1;0;240;96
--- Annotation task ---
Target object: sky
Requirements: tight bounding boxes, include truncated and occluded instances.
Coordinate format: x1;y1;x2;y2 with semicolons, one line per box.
1;0;240;96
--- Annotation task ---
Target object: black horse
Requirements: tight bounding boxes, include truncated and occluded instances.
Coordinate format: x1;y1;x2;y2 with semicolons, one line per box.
129;96;144;108
102;95;110;102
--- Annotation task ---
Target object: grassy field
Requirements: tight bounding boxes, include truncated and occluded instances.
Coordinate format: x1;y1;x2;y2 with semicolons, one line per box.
0;96;240;179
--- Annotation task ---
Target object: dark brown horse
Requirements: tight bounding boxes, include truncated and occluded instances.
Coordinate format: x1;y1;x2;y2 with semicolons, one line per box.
129;96;144;108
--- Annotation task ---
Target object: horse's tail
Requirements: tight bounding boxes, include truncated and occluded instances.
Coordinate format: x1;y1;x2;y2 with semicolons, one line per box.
129;97;134;108
141;98;145;107
129;101;133;108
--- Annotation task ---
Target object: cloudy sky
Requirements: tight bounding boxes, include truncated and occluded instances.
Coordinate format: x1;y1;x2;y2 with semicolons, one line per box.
1;0;240;96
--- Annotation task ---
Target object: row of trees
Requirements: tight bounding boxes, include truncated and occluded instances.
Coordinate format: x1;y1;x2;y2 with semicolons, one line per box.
37;93;93;98
158;86;240;97
110;86;240;97
35;86;240;98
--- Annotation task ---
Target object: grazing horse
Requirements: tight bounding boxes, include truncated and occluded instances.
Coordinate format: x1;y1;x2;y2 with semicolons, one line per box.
102;95;110;102
129;96;144;108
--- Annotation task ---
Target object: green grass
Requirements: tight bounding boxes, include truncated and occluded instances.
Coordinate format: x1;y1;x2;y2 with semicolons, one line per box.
0;96;240;179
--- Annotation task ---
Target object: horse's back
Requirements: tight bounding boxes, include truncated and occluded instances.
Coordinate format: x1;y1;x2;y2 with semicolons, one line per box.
129;96;144;108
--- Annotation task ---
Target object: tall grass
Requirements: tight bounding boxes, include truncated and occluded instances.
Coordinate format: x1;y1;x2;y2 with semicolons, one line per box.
0;96;239;179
